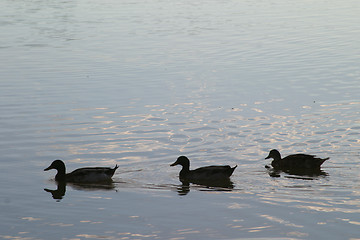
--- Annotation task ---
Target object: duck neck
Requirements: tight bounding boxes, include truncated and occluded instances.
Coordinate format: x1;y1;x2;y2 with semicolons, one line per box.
271;159;281;168
55;166;66;182
273;152;282;161
179;162;190;176
270;151;282;168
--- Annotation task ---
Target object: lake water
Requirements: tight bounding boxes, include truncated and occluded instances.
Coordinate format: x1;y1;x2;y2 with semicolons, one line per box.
1;0;360;239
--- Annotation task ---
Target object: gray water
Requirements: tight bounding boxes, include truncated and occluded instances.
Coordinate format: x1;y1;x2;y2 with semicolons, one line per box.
1;0;360;239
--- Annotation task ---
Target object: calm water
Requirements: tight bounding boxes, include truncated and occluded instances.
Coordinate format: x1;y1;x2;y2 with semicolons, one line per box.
1;0;360;239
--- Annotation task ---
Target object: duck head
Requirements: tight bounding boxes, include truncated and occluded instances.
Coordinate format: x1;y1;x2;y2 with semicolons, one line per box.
170;156;190;169
44;160;66;173
265;149;282;161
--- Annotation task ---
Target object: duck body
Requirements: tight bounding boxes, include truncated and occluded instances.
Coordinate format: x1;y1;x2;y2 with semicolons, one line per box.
265;149;329;170
170;156;237;182
44;160;118;183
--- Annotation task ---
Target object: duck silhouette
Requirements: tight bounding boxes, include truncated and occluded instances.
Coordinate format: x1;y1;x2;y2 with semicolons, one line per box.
44;160;118;183
170;156;237;183
265;149;329;170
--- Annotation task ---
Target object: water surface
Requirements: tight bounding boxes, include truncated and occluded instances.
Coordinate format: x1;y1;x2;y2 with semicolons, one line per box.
1;0;360;239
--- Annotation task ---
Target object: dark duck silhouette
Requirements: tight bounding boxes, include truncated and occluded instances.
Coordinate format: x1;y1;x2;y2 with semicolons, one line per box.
44;160;118;183
170;156;237;182
265;149;329;170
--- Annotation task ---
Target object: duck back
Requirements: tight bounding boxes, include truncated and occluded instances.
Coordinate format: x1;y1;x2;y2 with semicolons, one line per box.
273;154;328;169
66;166;118;183
182;165;237;181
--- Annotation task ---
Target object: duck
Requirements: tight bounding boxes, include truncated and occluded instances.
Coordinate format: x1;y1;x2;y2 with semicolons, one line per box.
265;149;329;170
170;156;237;182
44;160;119;183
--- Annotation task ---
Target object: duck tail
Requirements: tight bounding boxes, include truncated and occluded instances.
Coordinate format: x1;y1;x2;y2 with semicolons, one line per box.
320;157;329;165
312;157;329;168
228;165;237;176
114;164;119;170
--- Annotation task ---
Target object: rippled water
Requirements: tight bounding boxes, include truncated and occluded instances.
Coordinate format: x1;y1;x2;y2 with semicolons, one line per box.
1;0;360;239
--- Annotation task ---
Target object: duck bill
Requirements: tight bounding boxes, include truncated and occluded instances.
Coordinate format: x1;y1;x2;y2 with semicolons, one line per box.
170;161;178;167
265;155;271;159
44;166;52;171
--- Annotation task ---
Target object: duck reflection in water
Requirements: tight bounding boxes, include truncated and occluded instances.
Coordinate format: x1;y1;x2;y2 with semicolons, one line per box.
44;181;117;201
171;156;237;195
266;166;328;179
176;179;235;196
44;181;66;201
265;149;329;179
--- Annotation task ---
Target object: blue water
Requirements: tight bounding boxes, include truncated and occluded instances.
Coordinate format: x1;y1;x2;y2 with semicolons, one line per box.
1;0;360;239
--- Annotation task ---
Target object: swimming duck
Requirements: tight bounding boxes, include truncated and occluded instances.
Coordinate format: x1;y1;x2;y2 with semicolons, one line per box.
170;156;237;181
265;149;329;170
44;160;119;183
